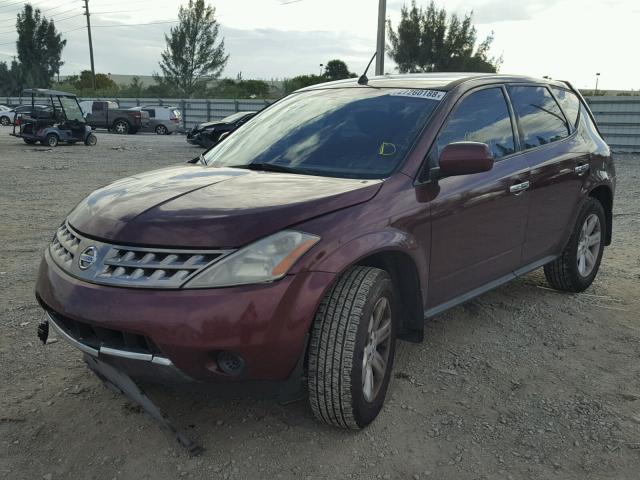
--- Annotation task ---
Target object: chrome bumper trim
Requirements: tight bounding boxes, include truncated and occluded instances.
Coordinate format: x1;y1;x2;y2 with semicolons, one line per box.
46;312;174;367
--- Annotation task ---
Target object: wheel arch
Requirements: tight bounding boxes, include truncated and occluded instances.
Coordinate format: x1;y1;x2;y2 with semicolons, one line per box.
355;250;425;343
588;184;613;245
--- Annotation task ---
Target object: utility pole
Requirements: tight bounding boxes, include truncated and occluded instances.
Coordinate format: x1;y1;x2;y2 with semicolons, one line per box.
375;0;386;76
83;0;96;90
594;72;600;95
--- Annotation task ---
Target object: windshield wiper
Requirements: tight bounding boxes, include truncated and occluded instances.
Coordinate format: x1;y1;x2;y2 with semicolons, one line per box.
231;162;310;175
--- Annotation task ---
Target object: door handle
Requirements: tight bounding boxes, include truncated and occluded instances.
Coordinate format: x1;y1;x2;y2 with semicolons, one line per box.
509;181;530;195
575;164;590;175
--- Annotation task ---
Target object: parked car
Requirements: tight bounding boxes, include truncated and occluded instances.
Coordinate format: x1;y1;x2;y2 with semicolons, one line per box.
129;105;182;135
79;100;150;134
186;111;256;147
36;73;614;430
1;104;52;126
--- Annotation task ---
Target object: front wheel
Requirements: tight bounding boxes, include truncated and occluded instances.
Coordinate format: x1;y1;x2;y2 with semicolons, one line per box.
544;198;606;292
84;133;97;146
0;116;10;126
308;266;397;429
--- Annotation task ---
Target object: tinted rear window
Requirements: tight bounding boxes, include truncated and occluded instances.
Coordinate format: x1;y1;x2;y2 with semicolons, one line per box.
508;86;570;150
551;87;581;128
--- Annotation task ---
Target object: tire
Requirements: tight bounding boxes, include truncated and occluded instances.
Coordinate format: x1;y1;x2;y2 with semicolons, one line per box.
23;138;37;144
308;266;397;429
0;116;10;126
84;133;97;146
45;133;59;147
544;198;606;292
113;120;129;134
155;124;168;135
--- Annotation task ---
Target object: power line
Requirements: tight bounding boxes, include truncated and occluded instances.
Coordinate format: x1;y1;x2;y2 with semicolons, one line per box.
91;20;179;28
0;0;74;12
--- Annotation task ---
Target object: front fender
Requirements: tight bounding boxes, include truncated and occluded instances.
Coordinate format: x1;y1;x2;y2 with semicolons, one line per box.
298;228;428;301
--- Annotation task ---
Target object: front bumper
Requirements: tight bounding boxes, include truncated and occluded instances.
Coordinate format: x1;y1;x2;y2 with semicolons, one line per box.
36;248;335;381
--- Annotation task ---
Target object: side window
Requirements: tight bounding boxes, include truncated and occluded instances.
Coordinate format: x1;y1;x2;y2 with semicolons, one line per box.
435;88;516;161
551;87;580;128
144;109;155;118
93;102;104;112
508;86;570;150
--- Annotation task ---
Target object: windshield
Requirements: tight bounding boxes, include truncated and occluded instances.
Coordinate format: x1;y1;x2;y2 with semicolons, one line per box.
203;88;442;179
59;97;85;122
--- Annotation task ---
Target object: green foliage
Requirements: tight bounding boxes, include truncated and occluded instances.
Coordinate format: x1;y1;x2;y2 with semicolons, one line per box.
387;1;501;73
209;78;271;99
324;59;355;81
159;0;229;97
0;61;23;96
15;4;66;87
283;75;328;95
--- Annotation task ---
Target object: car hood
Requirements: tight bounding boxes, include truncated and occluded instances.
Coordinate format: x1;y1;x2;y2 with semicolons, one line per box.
67;164;382;248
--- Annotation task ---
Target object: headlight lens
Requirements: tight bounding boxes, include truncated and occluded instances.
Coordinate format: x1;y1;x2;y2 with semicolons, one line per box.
183;230;320;288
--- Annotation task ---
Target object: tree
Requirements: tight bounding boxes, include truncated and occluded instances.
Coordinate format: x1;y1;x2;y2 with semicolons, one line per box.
324;59;354;81
0;61;23;96
15;4;66;87
73;70;117;90
210;78;271;99
387;1;501;73
283;74;327;95
158;0;228;97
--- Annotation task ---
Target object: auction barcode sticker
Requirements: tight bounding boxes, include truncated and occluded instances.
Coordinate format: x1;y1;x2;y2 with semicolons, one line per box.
389;89;446;101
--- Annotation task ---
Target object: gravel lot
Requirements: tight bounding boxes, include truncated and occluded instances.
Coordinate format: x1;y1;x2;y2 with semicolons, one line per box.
1;127;639;480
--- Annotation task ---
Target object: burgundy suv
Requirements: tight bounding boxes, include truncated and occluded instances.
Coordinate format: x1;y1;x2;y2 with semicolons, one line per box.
36;73;615;429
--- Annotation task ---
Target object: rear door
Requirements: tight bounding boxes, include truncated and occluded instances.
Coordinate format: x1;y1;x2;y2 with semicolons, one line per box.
426;85;531;309
506;85;586;265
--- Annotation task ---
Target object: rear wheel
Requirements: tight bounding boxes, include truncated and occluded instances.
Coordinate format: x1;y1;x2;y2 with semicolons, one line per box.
155;124;168;135
113;120;129;134
0;116;10;126
544;198;606;292
45;133;59;147
308;266;397;429
23;138;37;144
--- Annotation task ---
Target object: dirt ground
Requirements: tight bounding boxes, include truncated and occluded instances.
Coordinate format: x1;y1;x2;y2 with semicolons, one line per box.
0;126;639;480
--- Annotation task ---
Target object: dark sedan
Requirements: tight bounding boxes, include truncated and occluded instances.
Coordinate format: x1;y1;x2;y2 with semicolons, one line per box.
186;111;256;148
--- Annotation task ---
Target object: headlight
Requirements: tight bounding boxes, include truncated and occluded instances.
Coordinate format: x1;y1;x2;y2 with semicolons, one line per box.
183;230;320;288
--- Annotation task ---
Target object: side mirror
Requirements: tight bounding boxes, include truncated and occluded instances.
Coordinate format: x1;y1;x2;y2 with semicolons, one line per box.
438;142;494;177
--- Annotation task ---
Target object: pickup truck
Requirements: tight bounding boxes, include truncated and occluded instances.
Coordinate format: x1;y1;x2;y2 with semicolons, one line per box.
79;100;150;134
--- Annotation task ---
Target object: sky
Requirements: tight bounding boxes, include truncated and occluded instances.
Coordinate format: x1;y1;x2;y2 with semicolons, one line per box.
0;0;637;90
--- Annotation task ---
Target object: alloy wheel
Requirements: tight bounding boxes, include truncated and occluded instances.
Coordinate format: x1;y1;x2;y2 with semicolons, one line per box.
577;213;601;277
156;125;167;135
362;297;392;403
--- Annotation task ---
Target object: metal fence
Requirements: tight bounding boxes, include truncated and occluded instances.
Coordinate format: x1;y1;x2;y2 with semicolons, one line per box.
1;96;273;130
3;95;640;151
584;96;640;152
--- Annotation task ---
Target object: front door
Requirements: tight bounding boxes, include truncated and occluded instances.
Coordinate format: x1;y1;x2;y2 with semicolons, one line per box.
425;86;530;310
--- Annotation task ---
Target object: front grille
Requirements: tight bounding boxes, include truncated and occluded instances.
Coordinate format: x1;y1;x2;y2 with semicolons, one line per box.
99;247;225;286
48;310;160;355
49;222;234;288
50;223;81;269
